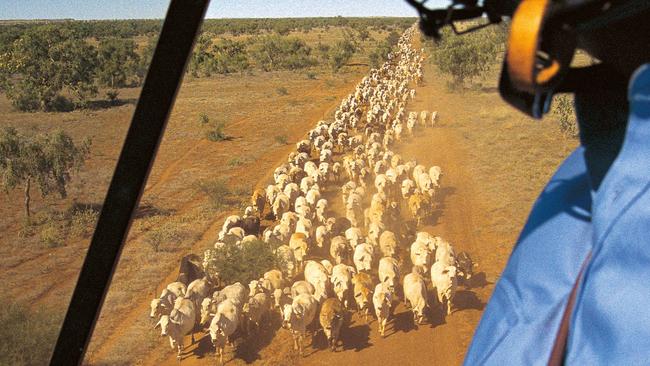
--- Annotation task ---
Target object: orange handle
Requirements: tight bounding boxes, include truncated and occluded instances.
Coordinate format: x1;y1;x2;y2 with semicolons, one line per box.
507;0;571;93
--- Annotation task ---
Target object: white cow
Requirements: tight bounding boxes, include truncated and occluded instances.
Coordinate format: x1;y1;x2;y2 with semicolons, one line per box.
291;280;315;298
289;233;309;270
304;260;330;303
431;262;457;315
435;239;456;267
263;269;285;291
379;231;398;258
345;227;363;249
331;264;356;309
282;294;318;356
243;292;270;334
155;298;196;359
353;243;374;273
150;282;185;319
209;299;240;365
410;240;432;274
378;257;400;292
403;268;429;325
273;192;290;219
329;236;349;265
429;165;442;187
373;283;392;337
315;225;330;249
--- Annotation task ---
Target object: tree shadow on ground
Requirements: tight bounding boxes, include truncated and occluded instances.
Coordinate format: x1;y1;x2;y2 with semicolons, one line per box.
133;203;174;219
87;98;137;110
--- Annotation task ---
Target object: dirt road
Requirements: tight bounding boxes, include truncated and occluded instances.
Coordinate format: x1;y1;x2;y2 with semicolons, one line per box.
143;44;501;366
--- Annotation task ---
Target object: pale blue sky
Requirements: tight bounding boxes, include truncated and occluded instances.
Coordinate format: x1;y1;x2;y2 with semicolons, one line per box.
0;0;439;20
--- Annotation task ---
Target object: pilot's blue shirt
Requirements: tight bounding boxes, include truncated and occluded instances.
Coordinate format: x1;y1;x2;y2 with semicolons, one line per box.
464;64;650;365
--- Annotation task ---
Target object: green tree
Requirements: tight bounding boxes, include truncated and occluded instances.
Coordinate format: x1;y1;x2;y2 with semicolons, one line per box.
188;32;214;77
357;28;370;42
203;239;279;285
252;35;315;71
386;30;401;47
369;39;394;69
429;23;507;89
97;38;140;89
329;39;357;72
135;36;157;85
0;127;91;220
0;25;98;111
212;39;250;74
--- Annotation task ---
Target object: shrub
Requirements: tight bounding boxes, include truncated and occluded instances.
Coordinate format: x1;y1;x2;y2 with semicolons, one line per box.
50;95;75;112
274;134;288;145
386;30;400;47
316;42;330;63
194;178;241;210
369;40;393;69
106;89;119;104
274;23;292;36
205;120;228;141
328;39;357;72
39;221;64;248
553;94;579;138
252;35;316;71
198;112;210;125
203;239;279;285
430;24;506;88
0;301;63;366
143;222;194;252
306;71;317;79
227;156;247;167
68;207;99;238
276;87;288;95
357;28;370;41
212;39;250;74
199;114;228;141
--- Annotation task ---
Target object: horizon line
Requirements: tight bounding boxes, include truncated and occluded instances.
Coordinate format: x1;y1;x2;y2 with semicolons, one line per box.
0;15;418;22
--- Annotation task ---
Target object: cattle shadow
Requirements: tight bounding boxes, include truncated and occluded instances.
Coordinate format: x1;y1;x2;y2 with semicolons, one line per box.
391;309;418;333
426;300;448;328
189;317;282;363
187;333;213;360
232;317;283;363
426;186;456;226
340;323;372;352
309;328;330;352
465;271;490;289
454;290;485;312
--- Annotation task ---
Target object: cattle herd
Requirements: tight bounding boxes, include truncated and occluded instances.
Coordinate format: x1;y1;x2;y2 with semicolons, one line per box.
149;25;476;364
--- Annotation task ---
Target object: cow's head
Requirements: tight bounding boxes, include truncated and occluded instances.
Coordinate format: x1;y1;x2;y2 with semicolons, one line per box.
282;304;293;329
154;315;170;337
354;287;371;311
150;298;162;318
199;298;213;326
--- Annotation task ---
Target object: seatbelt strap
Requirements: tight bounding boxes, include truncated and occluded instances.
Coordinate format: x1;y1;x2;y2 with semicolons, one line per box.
548;251;592;366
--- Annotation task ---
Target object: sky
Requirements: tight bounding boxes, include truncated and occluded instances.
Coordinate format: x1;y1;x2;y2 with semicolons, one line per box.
0;0;440;20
